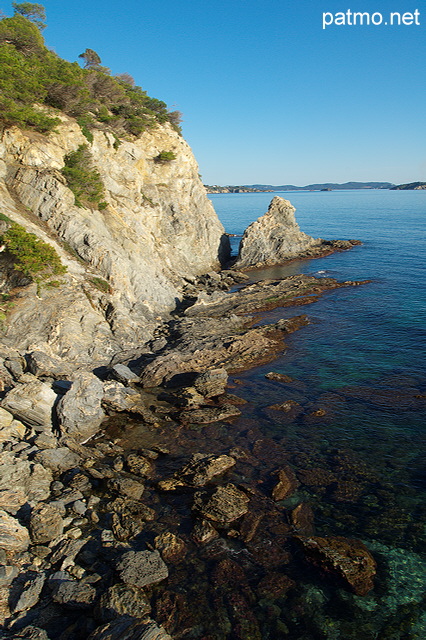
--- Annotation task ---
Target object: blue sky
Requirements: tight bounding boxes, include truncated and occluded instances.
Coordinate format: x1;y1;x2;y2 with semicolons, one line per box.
2;1;425;184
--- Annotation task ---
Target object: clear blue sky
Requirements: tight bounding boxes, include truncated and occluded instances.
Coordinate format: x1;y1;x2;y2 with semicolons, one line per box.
2;1;425;185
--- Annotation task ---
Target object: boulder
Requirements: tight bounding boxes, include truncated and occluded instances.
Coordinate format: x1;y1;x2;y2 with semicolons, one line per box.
296;535;377;596
29;504;64;544
272;467;299;501
1;379;57;431
257;572;295;599
96;584;151;622
12;572;46;613
107;476;145;500
102;380;157;422
56;372;105;442
13;626;50;639
52;580;96;608
291;503;315;535
0;564;19;587
179;404;241;424
191;519;219;544
108;497;155;542
108;364;139;385
0;452;52;514
125;452;153;477
158;453;236;490
193;483;250;523
87;618;173;640
265;371;294;383
26;350;73;380
0;407;26;443
193;368;228;397
0;509;30;552
116;550;168;588
33;447;81;473
171;386;205;408
154;531;186;562
49;538;86;567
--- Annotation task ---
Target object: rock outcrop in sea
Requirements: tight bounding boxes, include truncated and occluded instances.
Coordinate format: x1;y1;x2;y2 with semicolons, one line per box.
235;195;359;269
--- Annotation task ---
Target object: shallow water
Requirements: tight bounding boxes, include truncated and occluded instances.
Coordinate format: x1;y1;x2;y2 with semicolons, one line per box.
206;190;426;637
115;190;426;639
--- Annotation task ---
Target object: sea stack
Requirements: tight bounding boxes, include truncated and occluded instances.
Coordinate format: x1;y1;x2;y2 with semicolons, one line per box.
235;196;322;268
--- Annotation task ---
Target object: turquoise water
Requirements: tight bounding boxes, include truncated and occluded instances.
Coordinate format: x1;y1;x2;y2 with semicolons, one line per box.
206;190;426;637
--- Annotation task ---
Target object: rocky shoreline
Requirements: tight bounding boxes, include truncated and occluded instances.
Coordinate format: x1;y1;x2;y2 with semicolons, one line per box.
0;268;377;640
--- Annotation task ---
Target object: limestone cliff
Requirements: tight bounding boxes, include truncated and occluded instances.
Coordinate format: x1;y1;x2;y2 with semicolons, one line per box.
0;116;228;363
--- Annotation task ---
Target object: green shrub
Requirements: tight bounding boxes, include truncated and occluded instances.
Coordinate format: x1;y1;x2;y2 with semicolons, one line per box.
76;115;94;142
61;144;107;209
1;221;67;282
155;150;177;163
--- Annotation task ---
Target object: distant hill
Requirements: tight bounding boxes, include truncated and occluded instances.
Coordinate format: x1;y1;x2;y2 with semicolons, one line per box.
390;182;426;190
246;182;394;191
206;182;395;193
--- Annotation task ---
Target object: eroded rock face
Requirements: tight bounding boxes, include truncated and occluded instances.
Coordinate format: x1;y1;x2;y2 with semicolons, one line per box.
235;197;321;268
235;196;358;269
0;119;229;364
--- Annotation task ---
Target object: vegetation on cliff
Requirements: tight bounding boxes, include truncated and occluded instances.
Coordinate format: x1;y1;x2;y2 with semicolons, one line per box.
0;4;182;137
61;145;108;209
0;213;67;284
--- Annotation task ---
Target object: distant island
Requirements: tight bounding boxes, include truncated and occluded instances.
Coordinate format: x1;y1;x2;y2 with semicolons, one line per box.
390;182;426;190
205;186;274;193
205;181;394;193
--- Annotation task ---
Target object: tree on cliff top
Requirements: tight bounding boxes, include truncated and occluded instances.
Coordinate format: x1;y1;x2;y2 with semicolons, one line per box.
12;2;46;30
79;48;101;69
0;7;183;136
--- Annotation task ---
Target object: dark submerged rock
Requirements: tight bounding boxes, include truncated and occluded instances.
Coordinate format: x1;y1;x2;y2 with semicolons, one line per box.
158;453;236;490
193;483;250;524
296;535;377;596
87;618;173;640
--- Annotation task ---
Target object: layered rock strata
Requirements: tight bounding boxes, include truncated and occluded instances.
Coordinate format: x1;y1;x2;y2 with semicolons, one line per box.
0;118;228;363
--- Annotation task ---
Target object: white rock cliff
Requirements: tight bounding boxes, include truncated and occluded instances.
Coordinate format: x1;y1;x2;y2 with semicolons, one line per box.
0;117;228;363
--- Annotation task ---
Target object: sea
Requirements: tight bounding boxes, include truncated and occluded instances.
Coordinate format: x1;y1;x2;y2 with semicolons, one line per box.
206;189;426;638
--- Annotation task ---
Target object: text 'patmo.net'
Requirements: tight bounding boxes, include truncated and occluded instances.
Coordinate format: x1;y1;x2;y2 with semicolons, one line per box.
322;9;421;29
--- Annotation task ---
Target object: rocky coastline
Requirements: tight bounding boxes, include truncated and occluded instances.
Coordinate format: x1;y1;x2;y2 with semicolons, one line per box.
0;117;378;639
0;266;376;640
